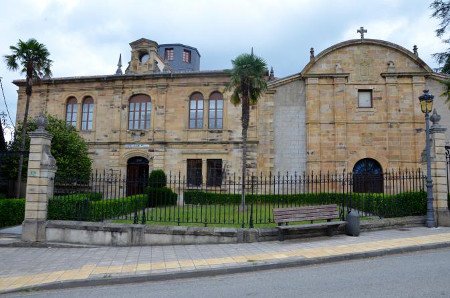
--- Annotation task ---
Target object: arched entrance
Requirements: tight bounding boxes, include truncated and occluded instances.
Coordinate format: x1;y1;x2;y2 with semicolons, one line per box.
352;158;383;193
127;156;149;196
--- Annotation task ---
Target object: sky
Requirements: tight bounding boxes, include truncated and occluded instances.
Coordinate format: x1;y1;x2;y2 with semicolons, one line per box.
0;0;448;141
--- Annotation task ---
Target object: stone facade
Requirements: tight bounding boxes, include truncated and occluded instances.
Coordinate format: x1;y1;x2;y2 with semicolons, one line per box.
13;37;450;179
267;39;449;174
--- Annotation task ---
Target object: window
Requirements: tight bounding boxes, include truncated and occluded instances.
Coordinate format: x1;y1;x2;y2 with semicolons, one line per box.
207;159;223;187
183;49;191;63
358;90;372;108
128;94;151;130
208;92;223;129
187;159;202;186
164;48;174;61
189;93;204;129
81;97;94;131
66;97;78;127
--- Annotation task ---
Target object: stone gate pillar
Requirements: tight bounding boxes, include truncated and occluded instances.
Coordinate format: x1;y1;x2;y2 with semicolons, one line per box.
428;110;449;226
22;115;57;242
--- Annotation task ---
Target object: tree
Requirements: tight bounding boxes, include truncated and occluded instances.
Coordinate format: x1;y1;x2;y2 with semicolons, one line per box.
1;115;92;183
4;39;52;197
225;52;268;211
431;1;450;74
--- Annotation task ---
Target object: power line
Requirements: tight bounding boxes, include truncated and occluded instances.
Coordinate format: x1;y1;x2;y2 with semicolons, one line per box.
0;77;15;129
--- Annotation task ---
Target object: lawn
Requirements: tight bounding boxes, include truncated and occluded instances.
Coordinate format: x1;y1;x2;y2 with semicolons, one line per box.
112;203;359;228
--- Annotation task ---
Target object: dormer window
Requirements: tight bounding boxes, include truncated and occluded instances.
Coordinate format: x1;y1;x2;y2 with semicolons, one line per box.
183;49;191;63
164;48;174;61
139;52;150;64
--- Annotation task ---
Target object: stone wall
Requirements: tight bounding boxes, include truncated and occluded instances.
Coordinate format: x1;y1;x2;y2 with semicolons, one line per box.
15;72;263;179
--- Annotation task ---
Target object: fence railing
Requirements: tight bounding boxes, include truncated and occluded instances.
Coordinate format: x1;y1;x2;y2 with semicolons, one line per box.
51;169;427;228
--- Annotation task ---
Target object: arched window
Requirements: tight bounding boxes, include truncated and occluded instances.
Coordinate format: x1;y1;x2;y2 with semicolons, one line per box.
189;92;204;129
66;97;78;127
129;94;151;130
352;158;383;193
81;96;94;131
208;92;223;129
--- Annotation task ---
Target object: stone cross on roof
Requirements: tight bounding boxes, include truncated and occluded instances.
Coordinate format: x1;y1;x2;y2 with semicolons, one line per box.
357;27;367;39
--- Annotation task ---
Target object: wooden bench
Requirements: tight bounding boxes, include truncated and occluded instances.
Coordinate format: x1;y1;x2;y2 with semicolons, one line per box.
273;204;345;241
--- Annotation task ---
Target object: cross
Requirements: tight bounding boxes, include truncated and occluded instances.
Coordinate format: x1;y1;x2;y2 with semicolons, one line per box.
357;26;367;39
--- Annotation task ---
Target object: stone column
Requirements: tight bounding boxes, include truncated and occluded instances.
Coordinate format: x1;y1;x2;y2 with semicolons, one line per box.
428;110;449;226
22;115;57;242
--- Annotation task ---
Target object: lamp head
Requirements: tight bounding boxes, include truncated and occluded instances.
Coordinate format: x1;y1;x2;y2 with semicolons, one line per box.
419;90;434;114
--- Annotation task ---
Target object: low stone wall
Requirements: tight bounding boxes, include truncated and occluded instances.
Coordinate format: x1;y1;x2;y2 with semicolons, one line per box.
44;216;426;246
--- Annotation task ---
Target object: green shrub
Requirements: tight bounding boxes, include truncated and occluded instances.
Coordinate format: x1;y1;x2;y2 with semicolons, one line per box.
147;187;178;207
148;170;167;188
48;196;90;220
0;198;25;228
184;190;426;218
88;195;147;221
53;192;102;201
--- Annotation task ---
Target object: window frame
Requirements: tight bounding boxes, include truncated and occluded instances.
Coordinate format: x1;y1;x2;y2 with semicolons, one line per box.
128;94;152;130
81;96;94;131
187;159;202;187
66;97;78;128
189;93;204;129
164;48;174;61
208;92;223;129
206;159;223;187
182;49;191;63
358;89;373;108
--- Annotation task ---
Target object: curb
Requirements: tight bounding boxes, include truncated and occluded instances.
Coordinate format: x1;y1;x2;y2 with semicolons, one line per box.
2;241;450;295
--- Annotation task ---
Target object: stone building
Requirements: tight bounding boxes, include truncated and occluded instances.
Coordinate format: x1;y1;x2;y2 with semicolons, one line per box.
265;37;450;177
14;38;259;186
13;34;450;185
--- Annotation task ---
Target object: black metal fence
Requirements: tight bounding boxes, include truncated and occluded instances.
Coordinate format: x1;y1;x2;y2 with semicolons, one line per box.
52;169;427;228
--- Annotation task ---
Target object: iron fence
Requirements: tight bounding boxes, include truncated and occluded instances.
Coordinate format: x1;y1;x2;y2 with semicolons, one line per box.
52;169;427;228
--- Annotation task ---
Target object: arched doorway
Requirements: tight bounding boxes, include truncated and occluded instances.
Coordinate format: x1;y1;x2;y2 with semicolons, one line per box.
127;156;149;196
352;158;383;193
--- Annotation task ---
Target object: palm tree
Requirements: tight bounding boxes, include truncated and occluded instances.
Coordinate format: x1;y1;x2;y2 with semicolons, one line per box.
4;39;52;198
226;52;268;211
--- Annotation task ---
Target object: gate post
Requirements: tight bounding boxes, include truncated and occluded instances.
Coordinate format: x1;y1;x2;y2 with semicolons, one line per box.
428;110;449;226
22;115;57;242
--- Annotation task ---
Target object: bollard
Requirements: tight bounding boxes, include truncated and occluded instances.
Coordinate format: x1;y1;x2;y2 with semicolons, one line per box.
345;210;360;236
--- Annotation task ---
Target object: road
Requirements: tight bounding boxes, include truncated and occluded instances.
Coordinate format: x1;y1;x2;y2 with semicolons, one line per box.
6;248;450;298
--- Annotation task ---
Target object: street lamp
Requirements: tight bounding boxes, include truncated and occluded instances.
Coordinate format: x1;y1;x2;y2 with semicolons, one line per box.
419;89;435;228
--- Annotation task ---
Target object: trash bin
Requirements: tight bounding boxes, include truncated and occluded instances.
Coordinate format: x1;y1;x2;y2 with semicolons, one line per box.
346;210;360;236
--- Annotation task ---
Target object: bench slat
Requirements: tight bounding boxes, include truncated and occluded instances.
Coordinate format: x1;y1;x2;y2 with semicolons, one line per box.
273;204;340;224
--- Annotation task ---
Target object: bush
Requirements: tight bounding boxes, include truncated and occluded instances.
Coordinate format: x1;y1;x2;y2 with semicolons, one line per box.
184;190;426;218
48;194;147;221
148;170;167;188
0;198;25;228
147;187;178;207
88;195;147;221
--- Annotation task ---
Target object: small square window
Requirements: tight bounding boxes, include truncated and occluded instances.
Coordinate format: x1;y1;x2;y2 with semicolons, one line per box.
164;48;174;61
358;90;372;108
183;50;191;63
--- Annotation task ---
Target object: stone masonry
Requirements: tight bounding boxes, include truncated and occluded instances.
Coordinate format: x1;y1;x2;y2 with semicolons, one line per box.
21;115;57;242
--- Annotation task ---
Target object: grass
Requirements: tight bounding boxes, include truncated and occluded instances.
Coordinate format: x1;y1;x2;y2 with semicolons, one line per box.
111;203;377;228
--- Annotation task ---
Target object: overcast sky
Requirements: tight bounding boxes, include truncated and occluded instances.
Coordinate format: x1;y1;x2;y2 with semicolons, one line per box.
0;0;447;139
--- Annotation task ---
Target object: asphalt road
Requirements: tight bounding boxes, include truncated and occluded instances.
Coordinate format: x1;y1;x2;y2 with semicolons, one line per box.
7;248;450;298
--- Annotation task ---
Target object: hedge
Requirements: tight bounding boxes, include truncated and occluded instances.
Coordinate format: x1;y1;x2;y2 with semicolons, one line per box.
0;198;25;228
48;195;147;221
184;191;427;218
147;187;178;207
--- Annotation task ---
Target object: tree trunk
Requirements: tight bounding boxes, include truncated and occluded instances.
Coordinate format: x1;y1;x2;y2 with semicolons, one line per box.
16;79;32;198
241;95;250;212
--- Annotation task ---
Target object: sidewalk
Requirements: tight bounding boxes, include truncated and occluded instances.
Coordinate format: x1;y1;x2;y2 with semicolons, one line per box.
1;226;450;294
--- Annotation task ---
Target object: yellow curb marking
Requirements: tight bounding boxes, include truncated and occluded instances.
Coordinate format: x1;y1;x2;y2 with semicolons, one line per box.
1;232;450;292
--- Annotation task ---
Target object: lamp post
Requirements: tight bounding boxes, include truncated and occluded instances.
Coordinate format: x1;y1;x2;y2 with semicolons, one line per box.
419;89;435;228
